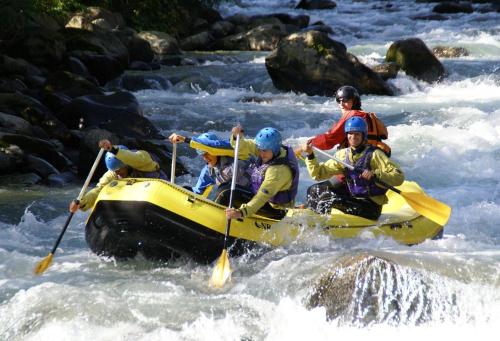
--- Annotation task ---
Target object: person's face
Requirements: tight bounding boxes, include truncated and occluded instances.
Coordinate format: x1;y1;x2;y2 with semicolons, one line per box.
202;153;218;167
258;149;274;163
115;166;130;179
347;132;364;148
337;98;353;112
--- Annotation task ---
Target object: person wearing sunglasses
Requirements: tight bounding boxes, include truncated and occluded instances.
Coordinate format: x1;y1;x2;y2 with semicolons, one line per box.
295;85;392;202
297;85;391;156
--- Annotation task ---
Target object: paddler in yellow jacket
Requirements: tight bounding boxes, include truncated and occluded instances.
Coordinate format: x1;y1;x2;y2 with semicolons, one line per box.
69;139;167;212
299;117;404;220
225;126;300;220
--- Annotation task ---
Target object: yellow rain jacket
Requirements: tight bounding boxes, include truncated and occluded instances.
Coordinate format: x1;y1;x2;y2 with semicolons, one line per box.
305;145;404;205
230;135;293;217
79;149;159;211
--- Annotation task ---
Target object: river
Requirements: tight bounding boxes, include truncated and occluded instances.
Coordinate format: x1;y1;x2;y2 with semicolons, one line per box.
1;0;499;340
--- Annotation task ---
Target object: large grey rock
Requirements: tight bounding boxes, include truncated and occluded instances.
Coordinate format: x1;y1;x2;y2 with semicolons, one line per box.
0;112;35;136
306;254;445;325
296;0;337;10
43;71;104;99
0;93;73;144
63;28;130;84
25;154;60;178
127;36;155;63
180;31;216;51
0;55;43;77
433;2;473;13
137;31;181;55
5;29;66;70
386;38;446;83
65;7;126;31
432;46;469;58
59;91;161;139
0;133;72;170
265;31;392;96
215;25;287;51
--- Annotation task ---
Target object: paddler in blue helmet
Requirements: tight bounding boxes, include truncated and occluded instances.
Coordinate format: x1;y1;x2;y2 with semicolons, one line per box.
69;139;167;212
168;132;252;203
225;126;300;220
299;116;404;220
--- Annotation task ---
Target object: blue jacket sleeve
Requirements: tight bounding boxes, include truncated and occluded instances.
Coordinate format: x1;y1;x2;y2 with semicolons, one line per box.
192;165;216;195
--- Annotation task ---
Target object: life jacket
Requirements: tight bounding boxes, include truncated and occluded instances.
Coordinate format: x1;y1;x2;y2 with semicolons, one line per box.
344;145;387;198
130;152;168;180
342;110;392;157
250;145;300;205
208;156;252;188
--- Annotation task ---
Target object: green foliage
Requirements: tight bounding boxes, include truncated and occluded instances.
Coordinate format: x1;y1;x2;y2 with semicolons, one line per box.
0;0;227;39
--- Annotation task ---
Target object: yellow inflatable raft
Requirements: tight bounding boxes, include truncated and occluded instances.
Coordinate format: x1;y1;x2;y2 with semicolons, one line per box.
85;179;445;263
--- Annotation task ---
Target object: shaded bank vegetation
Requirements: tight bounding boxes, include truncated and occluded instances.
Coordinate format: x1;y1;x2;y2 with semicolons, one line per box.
0;0;225;39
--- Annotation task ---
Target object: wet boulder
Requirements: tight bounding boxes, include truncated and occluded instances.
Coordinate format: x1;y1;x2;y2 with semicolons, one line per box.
25;154;60;178
0;79;27;93
265;31;393;96
385;38;446;83
0;112;35;136
306;254;438;324
65;7;127;32
43;71;104;99
137;31;181;55
0;55;43;78
372;62;400;80
433;2;473;14
296;0;337;10
214;25;287;51
210;21;236;39
0;93;73;144
0;172;42;186
127;36;155;63
63;28;129;85
432;46;469;58
272;14;310;28
0;144;24;174
59;91;162;139
0;133;72;171
4;28;66;70
180;31;216;51
106;74;171;92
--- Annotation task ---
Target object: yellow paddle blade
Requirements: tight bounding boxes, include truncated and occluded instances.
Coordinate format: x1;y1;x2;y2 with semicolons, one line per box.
209;249;232;288
401;191;452;226
33;253;54;275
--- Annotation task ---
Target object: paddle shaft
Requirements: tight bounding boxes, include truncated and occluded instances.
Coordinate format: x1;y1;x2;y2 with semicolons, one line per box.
51;148;105;255
312;146;396;191
222;134;241;249
171;142;177;184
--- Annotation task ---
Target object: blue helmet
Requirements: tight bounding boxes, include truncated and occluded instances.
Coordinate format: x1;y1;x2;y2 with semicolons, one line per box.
255;127;282;155
195;132;220;155
344;117;367;138
105;145;129;171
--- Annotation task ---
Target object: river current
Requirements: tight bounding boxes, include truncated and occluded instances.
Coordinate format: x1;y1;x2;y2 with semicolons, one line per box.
1;1;499;340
